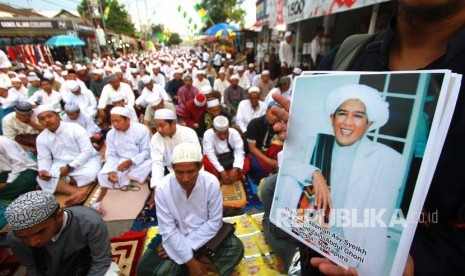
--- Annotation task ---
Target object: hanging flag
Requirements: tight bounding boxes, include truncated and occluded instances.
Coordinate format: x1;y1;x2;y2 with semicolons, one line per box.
104;0;113;21
194;3;210;23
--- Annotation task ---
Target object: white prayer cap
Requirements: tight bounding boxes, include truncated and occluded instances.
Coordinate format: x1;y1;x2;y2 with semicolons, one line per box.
230;74;239;81
130;68;138;74
91;68;103;75
27;76;40;82
18;73;27;78
284;31;292;38
0;83;8;90
141;75;152;84
10;77;21;83
104;66;112;71
55;61;62;66
110;93;125;103
248;63;255;68
64;101;80;113
261;70;270;75
213;115;229;131
248;86;260;94
175;68;184;74
196;70;205;75
61;70;68;77
226;53;232;59
113;67;122;74
65;64;73;70
194;93;207;107
237;65;244;71
292;67;302;74
66;80;80;92
0;62;10;69
325;84;389;131
6;191;59;231
153;63;161;69
96;62;104;68
110;106;130;117
43;71;54;80
228;65;234;69
200;85;212;95
218;68;225;74
116;57;123;63
154;108;175;120
171;142;202;164
207;99;220;108
76;64;85;71
34;104;56;116
146;94;162;106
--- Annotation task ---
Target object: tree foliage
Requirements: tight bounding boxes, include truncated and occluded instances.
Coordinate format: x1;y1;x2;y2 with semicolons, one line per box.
77;0;135;37
201;0;246;28
168;33;182;45
150;24;164;35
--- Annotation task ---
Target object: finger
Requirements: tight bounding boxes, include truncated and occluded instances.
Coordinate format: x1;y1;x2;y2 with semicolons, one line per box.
272;92;291;111
310;257;334;268
270;105;289;123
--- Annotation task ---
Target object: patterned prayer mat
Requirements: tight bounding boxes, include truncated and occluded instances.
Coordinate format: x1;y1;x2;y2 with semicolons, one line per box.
221;180;248;208
110;231;147;276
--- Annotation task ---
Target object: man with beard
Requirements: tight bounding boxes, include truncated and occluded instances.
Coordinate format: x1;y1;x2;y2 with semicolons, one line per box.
270;1;465;274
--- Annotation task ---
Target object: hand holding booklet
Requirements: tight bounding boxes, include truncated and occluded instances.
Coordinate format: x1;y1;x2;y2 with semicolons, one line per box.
269;70;462;275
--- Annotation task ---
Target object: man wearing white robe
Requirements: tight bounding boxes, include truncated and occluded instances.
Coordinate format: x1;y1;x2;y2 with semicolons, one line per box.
192;70;210;91
264;76;292;106
137;142;243;276
98;74;135;123
62;102;101;144
135;75;170;108
63;80;97;118
8;77;28;101
35;105;101;206
110;93;139;123
95;107;151;210
28;79;62;111
236;87;267;133
150;65;166;88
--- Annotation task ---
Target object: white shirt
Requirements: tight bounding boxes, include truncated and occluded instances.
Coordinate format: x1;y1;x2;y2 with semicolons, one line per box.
310;36;322;65
279;40;294;67
244;70;256;84
36;121;99;171
135;85;170;108
150;125;200;188
238;74;251;90
2;112;40;139
156;171;223;264
28;89;62;111
150;73;166;88
236;100;267;132
8;86;28;101
98;82;135;109
213;78;230;94
193;78;210;91
127;74;141;91
63;89;98;118
0;90;19;109
251;74;261;87
62;112;100;138
264;87;292;106
257;43;266;59
203;128;245;172
105;122;151;172
0;136;37;183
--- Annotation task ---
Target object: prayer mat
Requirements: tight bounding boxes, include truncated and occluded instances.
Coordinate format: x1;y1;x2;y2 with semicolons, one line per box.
221;180;247;208
54;182;97;208
110;231;147;276
0;247;22;276
99;182;151;222
130;193;158;231
244;176;264;213
0;199;12;233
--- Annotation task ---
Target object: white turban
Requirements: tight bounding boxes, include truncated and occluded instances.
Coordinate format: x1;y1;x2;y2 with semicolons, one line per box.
207;99;220;108
34;104;56;117
200;85;212;95
141;75;152;85
43;72;54;80
325;84;389;131
154;108;175;120
66;80;80;92
248;86;260;94
230;74;239;81
213;115;229;131
172;142;202;164
64;101;80;113
110;106;130;117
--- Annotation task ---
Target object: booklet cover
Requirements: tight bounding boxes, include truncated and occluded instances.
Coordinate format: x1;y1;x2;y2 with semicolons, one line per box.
269;71;461;275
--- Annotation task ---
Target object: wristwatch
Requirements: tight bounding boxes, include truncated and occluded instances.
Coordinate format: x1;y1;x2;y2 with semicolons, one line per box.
66;164;75;173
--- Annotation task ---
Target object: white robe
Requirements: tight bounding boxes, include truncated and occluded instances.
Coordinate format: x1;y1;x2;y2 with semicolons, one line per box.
0;136;37;183
150;73;166;88
150;125;200;188
8;86;28;102
63;88;98;118
36;122;101;193
28;89;62;111
156;171;223;264
264;87;292;106
98;122;151;188
61;113;101;138
98;82;135;109
272;136;403;275
135;85;170;108
203;128;245;172
0;91;19;109
236;100;267;133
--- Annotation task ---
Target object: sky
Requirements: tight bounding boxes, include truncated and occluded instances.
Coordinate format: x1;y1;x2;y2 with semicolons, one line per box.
5;0;257;35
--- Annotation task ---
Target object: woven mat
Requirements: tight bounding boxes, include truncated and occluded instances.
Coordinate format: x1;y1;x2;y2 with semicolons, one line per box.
54;182;98;208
